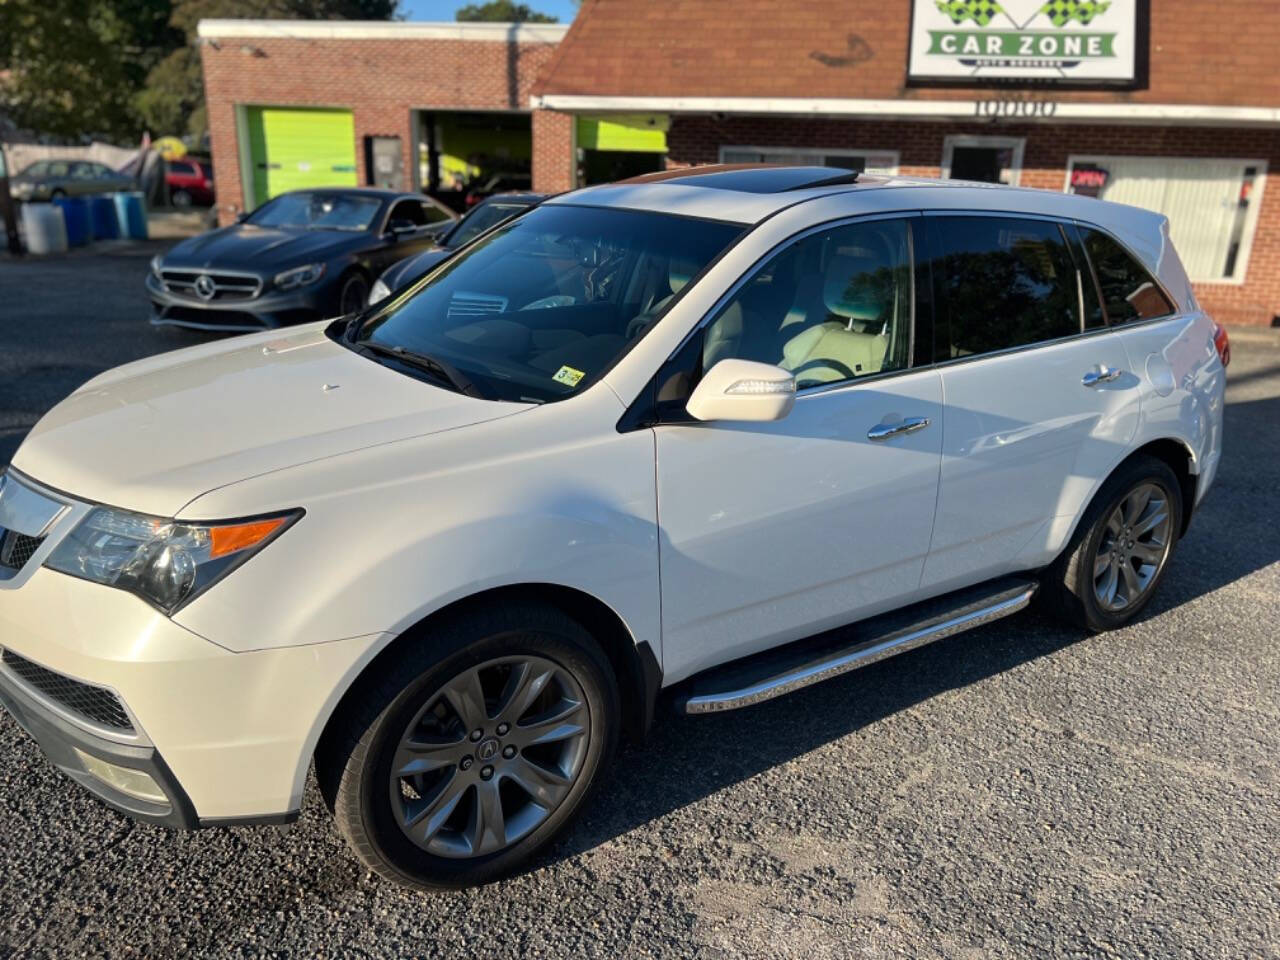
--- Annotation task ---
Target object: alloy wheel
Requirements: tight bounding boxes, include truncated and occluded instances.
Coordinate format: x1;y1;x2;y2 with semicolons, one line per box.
1092;482;1173;612
388;655;590;859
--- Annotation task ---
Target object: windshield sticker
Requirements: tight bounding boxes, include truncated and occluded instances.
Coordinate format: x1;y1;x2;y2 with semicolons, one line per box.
552;365;586;388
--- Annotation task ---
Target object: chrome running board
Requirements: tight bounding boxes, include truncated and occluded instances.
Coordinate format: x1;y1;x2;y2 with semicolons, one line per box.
677;578;1039;715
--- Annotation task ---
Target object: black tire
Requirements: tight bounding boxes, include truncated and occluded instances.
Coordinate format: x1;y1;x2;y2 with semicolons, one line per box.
317;603;620;890
171;188;193;208
49;189;66;202
337;270;370;316
1041;454;1183;633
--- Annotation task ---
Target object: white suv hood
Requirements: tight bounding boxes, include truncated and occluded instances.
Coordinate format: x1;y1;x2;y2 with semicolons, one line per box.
11;325;530;517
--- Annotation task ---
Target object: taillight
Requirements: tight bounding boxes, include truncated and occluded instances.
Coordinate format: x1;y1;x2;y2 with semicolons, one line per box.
1212;322;1230;368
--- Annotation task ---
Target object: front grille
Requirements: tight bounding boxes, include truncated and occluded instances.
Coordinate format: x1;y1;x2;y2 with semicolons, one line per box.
1;649;135;732
160;269;263;302
0;528;43;572
153;304;269;330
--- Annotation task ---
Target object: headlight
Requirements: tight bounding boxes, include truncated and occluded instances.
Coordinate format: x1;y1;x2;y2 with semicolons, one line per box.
45;506;301;614
149;254;164;277
368;277;391;306
274;263;325;291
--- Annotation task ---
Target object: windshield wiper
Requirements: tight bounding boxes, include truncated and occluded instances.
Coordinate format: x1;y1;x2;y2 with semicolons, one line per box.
355;341;487;399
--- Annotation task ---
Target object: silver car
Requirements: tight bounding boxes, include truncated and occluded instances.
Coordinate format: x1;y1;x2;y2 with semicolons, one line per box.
8;160;135;202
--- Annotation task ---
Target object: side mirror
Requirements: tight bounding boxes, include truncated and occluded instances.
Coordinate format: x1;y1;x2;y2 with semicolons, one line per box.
686;358;796;423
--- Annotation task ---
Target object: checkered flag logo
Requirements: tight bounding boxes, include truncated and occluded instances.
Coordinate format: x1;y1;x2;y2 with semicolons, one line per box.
1039;0;1111;26
935;0;1005;26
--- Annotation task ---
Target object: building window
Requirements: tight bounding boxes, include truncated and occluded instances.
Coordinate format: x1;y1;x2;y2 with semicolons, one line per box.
941;135;1025;186
1065;156;1268;285
719;146;899;176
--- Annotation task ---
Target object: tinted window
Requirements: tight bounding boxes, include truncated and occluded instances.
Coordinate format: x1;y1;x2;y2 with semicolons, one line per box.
388;198;427;227
421;200;452;224
700;218;914;388
169;161;194;175
932;216;1079;358
354;205;742;404
1080;227;1175;323
449;202;527;248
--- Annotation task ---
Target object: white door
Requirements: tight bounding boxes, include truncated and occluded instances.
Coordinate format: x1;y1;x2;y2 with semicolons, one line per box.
652;216;944;683
919;214;1139;593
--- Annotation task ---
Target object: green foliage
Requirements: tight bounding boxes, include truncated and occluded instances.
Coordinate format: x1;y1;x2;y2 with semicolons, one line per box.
0;0;400;143
455;0;558;23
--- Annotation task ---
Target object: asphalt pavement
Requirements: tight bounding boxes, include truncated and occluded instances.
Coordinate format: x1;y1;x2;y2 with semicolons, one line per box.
1;246;1278;959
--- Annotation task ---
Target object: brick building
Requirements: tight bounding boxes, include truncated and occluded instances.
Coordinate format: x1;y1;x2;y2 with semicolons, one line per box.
200;1;1280;324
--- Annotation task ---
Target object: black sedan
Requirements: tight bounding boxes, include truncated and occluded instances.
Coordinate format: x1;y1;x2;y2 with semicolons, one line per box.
147;188;456;332
368;192;549;306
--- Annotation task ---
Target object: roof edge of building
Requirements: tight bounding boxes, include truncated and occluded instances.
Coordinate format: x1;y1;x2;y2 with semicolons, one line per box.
530;94;1280;128
196;19;570;43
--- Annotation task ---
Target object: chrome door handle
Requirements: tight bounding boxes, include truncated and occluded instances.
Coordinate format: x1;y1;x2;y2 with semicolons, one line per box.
1082;366;1123;387
868;416;931;441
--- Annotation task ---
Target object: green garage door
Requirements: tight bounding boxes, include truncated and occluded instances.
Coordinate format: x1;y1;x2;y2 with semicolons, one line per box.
246;107;358;207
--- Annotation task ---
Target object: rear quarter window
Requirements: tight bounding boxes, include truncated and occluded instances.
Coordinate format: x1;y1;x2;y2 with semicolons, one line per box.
1079;227;1176;323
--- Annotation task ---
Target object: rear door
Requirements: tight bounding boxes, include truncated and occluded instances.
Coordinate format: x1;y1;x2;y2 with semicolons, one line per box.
919;213;1139;594
653;215;945;682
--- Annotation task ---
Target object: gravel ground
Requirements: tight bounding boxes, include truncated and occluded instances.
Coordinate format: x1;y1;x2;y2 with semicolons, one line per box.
1;247;1278;959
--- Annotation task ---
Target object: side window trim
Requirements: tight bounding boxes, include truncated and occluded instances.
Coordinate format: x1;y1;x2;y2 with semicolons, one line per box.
1071;219;1180;327
1066;221;1109;328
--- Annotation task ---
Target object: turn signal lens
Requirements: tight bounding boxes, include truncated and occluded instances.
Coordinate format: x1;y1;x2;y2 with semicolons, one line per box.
210;517;288;559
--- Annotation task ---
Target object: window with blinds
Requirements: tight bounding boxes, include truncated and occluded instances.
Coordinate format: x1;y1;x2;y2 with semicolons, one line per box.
1065;156;1266;284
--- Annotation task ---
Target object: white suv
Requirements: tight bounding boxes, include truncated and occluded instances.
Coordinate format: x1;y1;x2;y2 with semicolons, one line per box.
0;166;1224;889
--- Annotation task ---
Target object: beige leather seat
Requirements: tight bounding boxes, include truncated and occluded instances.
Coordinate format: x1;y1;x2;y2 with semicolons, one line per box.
780;253;891;385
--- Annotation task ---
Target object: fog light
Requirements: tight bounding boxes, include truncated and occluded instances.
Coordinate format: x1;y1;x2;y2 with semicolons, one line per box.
73;749;168;804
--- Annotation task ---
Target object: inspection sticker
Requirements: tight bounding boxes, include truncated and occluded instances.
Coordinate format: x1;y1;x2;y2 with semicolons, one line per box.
552;365;586;388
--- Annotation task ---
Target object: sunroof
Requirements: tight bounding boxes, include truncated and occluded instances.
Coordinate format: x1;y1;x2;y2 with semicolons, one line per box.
621;165;860;194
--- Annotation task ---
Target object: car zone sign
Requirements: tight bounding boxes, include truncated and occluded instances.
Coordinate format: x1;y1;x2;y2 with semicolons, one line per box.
908;0;1138;82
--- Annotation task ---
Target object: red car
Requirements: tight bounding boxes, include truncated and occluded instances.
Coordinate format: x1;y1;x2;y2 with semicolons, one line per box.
165;159;215;207
1212;322;1231;368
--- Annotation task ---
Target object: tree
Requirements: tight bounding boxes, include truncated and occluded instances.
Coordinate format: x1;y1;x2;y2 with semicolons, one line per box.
0;0;400;143
0;0;179;141
456;1;558;23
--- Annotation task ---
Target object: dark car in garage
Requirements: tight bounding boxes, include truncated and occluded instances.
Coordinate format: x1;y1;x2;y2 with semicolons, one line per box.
146;188;456;331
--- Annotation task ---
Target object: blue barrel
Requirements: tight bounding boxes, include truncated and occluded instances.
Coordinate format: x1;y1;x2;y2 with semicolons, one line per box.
113;191;148;240
88;194;120;240
53;196;90;247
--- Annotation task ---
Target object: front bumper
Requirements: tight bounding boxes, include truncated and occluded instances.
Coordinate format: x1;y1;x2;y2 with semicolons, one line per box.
0;661;201;828
145;272;333;332
0;559;380;828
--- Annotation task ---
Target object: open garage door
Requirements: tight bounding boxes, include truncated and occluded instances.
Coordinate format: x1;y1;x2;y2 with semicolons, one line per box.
245;107;358;208
576;114;667;185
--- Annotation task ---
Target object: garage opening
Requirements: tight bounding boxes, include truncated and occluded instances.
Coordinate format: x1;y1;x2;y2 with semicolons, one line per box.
575;114;668;186
418;111;533;212
243;106;358;208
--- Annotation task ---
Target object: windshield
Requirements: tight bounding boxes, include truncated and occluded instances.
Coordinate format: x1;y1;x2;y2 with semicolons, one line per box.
248;192;382;231
447;202;529;249
352;204;743;403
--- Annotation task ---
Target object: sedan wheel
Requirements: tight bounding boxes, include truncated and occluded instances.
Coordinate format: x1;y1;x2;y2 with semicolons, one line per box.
339;273;369;315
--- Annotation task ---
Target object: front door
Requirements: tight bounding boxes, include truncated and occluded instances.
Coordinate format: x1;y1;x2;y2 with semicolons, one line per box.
653;216;944;682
